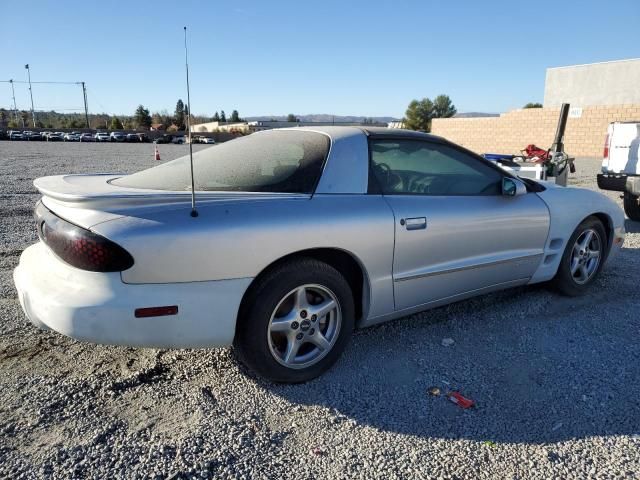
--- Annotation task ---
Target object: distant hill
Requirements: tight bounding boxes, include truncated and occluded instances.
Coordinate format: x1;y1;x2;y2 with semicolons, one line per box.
246;114;400;123
246;113;499;122
454;112;499;118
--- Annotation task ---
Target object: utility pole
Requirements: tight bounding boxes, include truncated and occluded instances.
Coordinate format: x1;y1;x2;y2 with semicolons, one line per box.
25;64;36;127
9;79;19;125
81;82;90;128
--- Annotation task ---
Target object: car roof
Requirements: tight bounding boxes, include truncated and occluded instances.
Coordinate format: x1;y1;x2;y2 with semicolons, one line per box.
278;125;446;143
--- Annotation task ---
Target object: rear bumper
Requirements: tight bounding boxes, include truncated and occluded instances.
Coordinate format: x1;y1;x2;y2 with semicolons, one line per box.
13;243;252;348
597;174;627;192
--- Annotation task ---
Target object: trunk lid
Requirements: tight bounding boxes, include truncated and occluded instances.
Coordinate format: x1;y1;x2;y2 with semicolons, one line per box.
34;174;309;229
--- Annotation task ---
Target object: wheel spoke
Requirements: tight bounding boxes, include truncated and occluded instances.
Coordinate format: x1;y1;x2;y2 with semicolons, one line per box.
270;318;292;333
309;299;337;320
309;332;331;351
294;286;308;310
587;249;600;260
283;337;301;364
570;256;580;274
579;230;594;250
578;264;589;281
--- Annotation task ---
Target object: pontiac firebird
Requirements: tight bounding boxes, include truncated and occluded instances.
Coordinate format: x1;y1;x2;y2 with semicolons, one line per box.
14;127;625;382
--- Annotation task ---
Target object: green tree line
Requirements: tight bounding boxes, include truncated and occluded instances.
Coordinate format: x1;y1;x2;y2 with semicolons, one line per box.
0;100;245;131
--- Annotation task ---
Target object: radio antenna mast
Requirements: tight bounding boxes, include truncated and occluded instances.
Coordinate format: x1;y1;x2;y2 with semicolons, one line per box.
184;26;198;217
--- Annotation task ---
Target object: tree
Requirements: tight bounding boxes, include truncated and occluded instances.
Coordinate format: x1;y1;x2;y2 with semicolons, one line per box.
20;111;29;128
174;99;185;130
404;98;434;132
220;110;226;122
230;110;240;122
134;105;152;129
213;111;220;122
109;117;124;130
432;95;457;118
523;102;543;109
0;109;7;127
286;113;299;123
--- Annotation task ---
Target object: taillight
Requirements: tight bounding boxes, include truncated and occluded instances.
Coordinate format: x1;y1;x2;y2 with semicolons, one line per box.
603;133;610;159
35;202;134;272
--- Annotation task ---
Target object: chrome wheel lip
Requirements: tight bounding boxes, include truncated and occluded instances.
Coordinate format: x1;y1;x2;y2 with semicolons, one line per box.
570;228;602;285
267;283;341;370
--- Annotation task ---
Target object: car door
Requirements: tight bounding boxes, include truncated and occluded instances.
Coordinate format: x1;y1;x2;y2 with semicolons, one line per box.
369;138;550;311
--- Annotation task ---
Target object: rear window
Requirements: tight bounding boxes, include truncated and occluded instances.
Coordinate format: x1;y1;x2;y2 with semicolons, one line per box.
112;130;330;193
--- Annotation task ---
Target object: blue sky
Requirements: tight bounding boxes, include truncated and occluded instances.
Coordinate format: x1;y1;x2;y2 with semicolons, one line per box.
3;0;639;118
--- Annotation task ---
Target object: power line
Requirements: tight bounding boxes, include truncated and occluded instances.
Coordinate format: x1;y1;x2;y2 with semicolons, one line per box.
0;80;82;85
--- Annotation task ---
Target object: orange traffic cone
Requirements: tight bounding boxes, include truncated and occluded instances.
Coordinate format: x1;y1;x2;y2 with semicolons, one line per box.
154;145;161;161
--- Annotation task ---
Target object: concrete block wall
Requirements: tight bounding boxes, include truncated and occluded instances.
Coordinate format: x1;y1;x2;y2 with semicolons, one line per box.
431;105;640;158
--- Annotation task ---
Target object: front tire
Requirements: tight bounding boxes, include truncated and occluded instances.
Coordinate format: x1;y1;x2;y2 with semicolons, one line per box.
624;192;640;221
234;258;354;383
551;217;607;296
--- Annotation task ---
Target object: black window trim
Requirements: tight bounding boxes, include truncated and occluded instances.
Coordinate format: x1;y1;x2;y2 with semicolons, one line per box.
366;136;528;196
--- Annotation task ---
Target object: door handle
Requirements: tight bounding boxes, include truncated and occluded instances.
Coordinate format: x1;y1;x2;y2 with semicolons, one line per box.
402;217;427;230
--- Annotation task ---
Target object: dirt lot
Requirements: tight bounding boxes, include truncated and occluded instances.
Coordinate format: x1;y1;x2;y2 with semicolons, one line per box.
0;142;638;479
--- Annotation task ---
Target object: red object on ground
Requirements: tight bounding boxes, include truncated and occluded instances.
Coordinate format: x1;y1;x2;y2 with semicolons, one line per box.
448;391;475;409
523;144;550;163
155;146;161;161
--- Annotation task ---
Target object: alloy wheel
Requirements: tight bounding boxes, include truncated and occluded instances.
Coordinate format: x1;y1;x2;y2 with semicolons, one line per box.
267;284;341;369
570;228;602;285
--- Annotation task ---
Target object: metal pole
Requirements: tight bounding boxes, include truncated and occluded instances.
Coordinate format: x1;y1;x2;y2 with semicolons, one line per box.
184;26;198;218
9;79;19;125
25;64;36;127
81;82;90;128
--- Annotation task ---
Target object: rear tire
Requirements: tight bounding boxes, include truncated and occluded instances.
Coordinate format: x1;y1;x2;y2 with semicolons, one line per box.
624;192;640;221
234;258;354;383
551;217;607;296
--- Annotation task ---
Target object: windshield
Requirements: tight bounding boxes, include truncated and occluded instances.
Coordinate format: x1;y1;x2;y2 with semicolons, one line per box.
112;130;330;193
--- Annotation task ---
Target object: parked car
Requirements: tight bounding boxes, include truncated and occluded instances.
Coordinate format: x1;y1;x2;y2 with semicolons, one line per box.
201;137;216;144
171;135;185;144
9;131;23;140
47;132;63;142
136;133;149;143
79;133;94;142
153;134;173;144
13;127;625;383
23;131;41;141
597;121;640;220
64;133;80;142
126;133;140;142
110;132;126;142
95;132;110;142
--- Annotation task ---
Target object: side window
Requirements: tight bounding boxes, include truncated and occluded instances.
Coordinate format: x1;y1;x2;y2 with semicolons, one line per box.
370;140;503;195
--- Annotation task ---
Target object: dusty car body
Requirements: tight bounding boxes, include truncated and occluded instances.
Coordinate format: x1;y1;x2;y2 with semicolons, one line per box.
14;127;625;382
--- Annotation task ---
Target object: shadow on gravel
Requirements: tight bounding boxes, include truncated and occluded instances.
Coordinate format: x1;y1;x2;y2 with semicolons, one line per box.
260;285;640;445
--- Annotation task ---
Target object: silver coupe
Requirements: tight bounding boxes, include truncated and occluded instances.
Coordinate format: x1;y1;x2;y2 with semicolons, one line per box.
14;127;625;382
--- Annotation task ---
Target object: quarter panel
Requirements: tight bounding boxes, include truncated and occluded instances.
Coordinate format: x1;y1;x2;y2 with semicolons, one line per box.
93;195;396;319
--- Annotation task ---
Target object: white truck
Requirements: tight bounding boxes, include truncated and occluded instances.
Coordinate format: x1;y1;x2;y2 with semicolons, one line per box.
598;121;640;220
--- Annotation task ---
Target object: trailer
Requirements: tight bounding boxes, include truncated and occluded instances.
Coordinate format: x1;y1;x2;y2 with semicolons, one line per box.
483;103;575;186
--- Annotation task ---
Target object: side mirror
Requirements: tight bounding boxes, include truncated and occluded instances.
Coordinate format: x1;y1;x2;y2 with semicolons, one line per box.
502;177;527;197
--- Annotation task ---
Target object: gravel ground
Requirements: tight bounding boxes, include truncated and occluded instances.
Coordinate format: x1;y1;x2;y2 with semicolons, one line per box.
0;142;638;479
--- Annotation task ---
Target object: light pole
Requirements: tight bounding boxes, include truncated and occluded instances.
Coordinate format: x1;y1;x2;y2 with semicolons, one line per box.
80;82;89;128
8;79;19;126
25;64;36;127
